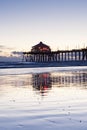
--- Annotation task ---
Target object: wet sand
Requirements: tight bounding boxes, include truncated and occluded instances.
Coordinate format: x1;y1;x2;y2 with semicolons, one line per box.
0;67;87;130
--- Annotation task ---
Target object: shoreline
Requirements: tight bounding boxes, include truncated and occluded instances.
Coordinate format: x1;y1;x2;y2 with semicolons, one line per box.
0;60;87;69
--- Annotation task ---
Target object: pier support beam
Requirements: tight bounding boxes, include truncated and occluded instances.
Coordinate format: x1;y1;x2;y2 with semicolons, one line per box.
23;48;87;62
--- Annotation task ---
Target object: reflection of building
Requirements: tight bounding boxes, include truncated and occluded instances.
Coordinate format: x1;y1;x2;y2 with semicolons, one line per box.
32;73;52;95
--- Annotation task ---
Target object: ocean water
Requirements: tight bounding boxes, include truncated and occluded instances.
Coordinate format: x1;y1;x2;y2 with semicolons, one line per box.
0;67;87;130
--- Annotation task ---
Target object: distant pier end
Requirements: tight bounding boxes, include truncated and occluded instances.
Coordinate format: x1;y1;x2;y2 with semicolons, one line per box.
22;42;87;62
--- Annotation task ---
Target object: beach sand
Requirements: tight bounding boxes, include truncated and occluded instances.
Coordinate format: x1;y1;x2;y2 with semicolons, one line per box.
0;67;87;130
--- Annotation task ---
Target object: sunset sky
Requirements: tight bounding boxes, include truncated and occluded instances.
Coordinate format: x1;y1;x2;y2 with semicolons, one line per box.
0;0;87;56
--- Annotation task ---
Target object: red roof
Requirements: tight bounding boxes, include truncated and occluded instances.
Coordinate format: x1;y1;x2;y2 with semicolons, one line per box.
32;42;50;48
31;42;51;52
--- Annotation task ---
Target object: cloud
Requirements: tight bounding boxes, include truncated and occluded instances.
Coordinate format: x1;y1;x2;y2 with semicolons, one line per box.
0;45;10;49
0;45;17;56
0;46;4;53
12;51;23;55
0;45;14;50
0;56;21;62
0;45;5;49
0;45;23;57
0;45;3;48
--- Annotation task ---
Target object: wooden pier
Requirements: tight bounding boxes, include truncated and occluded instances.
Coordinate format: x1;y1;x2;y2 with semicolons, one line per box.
22;42;87;62
23;49;87;62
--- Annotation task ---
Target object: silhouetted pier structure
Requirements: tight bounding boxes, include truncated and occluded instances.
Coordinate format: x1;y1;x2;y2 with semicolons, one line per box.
23;42;87;62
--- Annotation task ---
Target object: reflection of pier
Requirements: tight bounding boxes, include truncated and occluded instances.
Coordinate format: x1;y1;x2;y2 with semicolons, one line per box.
32;71;87;95
51;72;87;87
23;42;87;62
32;73;52;95
5;72;87;93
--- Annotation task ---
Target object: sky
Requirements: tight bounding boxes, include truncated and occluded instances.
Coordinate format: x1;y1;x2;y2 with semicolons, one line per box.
0;0;87;57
